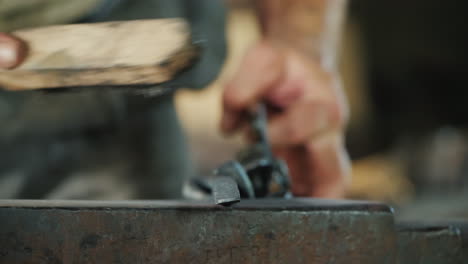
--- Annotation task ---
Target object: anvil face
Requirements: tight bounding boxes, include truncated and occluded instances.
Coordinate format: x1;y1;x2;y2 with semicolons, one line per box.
0;199;466;263
0;199;395;263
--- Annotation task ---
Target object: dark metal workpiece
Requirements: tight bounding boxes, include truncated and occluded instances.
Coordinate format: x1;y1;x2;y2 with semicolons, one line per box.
234;103;291;198
209;176;240;205
214;161;255;199
0;199;396;264
195;103;290;201
237;144;290;198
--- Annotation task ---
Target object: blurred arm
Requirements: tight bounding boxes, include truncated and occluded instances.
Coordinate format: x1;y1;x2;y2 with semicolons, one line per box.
254;0;347;68
223;0;351;198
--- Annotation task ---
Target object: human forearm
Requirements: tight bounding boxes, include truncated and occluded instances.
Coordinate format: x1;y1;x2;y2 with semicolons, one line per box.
223;0;351;198
253;0;347;68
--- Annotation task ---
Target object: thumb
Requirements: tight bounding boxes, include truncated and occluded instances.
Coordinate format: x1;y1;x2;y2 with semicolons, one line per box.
0;33;27;69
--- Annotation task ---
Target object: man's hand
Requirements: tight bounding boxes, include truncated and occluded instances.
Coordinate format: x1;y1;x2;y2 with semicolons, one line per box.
0;33;27;69
222;41;350;198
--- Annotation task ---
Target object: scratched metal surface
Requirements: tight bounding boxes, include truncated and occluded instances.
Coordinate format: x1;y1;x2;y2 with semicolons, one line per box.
0;199;396;264
396;223;465;264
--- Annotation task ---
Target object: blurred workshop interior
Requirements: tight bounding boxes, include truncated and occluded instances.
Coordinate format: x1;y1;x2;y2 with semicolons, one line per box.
177;0;468;221
0;0;467;221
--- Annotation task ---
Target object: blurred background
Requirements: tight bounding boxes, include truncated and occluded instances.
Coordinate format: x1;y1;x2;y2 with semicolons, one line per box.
177;0;468;220
0;0;467;221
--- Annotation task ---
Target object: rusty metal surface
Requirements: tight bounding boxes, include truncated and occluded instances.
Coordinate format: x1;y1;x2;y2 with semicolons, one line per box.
396;223;465;264
0;198;396;264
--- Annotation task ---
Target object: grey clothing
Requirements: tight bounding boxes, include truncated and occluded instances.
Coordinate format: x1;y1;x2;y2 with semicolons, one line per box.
0;0;227;199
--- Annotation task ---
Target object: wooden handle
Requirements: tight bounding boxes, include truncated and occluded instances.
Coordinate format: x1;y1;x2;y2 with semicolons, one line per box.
0;19;198;91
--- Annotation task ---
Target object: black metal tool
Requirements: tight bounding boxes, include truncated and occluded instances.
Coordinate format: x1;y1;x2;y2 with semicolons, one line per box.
209;176;240;205
235;103;291;198
191;161;249;206
213;161;255;199
192;103;291;204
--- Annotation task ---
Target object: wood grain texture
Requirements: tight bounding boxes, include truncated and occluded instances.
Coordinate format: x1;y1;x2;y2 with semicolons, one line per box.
0;19;198;91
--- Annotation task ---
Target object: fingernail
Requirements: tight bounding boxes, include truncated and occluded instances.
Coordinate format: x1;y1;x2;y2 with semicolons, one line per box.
0;43;17;69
